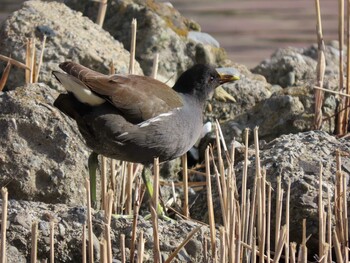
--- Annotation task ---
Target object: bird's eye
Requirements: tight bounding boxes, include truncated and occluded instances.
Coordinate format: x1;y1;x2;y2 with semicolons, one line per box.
209;76;215;82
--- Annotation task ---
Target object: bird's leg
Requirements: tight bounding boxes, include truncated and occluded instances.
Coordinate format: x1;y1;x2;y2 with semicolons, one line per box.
141;165;172;221
88;151;99;206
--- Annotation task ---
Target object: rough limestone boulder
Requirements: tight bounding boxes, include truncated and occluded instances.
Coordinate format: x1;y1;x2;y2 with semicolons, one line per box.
0;0;142;91
65;0;230;84
0;83;89;205
2;199;215;262
236;131;350;254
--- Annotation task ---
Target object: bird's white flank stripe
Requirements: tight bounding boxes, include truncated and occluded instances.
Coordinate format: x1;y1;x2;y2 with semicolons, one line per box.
138;111;174;128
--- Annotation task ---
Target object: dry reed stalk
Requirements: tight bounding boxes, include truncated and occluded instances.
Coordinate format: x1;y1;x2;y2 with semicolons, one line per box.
85;178;94;263
31;221;38;263
266;184;272;263
326;188;332;263
318;163;325;259
34;35;47;82
100;241;106;263
275;176;282;251
235;207;242;263
181;154;189;217
215;123;227;212
284;180;291;263
337;0;346;134
241;129;249;253
342;172;349;263
314;0;326;129
313;86;350;98
130;177;142;263
300;219;307;263
245;189;251;261
0;187;8;263
126;162;134;214
335;152;344;243
25;38;32;83
151;53;159;79
165;226;201;263
50;221;55;263
203;236;208;262
205;146;216;257
129;19;137;74
151;158;161;263
96;0;108;27
333;230;344;263
0;54;29;70
273;225;286;262
109;60;115;75
137;230;144;263
228;183;236;263
82;224;87;263
209;147;228;244
101;156;107;211
120;234;126;263
219;227;226;263
119;162;128;214
345;0;350;132
0;60;11;91
322;243;329;263
290;242;297;263
30;37;36;84
104;224;112;263
252;228;257;263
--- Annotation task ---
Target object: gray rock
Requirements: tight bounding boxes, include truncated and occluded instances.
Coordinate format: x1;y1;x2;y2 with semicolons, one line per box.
235;131;350;254
0;83;89;205
1;199;215;262
65;0;229;84
0;0;142;91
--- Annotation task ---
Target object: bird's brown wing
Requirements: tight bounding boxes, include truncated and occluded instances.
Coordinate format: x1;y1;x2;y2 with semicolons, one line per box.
59;62;183;123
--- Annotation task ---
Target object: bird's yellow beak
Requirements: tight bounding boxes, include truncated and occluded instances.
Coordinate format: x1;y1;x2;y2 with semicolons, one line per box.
219;73;240;85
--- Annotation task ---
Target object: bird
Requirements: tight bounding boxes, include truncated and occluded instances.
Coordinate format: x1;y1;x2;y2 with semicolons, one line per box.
53;61;239;215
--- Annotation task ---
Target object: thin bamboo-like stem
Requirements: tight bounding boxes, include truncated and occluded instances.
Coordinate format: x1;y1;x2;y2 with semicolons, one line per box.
96;0;108;27
241;128;249;256
326;188;332;263
337;0;346;134
105;224;112;263
333;230;344;263
85;178;94;263
285;180;291;263
130;177;142;263
345;0;350;132
0;188;8;263
205;146;216;256
30;37;36;84
137;230;144;263
34;34;47;82
215;123;227;212
273;225;286;262
151;158;161;263
50;221;55;263
82;224;87;263
290;242;297;263
151;53;159;79
182;154;189;217
0;54;29;70
120;234;126;263
0;60;11;91
101;156;107;211
275;176;282;251
129;19;137;75
318;163;324;259
220;227;226;263
100;241;106;263
164;226;201;263
126;162;133;214
342;170;348;262
31;221;38;263
266;184;272;263
25;38;32;83
314;0;326;129
301;219;307;263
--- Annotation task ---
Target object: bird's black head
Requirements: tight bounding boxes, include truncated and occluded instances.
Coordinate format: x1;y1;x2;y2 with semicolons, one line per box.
172;64;238;103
